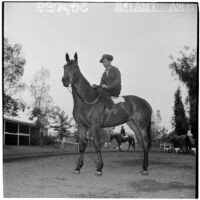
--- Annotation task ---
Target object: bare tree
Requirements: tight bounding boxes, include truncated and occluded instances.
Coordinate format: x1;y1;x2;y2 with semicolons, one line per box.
29;67;54;127
151;110;163;141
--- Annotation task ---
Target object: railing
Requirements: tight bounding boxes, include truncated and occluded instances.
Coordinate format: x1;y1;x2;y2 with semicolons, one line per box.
4;131;30;146
160;142;174;152
56;139;79;150
191;148;196;155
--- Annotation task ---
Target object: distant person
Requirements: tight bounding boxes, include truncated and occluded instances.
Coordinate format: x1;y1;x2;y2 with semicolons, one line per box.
40;132;43;139
120;126;126;138
92;54;122;114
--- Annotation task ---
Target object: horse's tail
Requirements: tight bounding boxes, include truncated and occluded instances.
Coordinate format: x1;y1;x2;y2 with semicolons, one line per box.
147;118;152;149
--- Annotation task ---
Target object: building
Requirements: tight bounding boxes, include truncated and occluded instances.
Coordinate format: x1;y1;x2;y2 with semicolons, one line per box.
3;117;48;146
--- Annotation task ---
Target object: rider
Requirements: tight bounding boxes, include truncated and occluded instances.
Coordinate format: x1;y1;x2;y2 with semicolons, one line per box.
92;54;122;114
120;126;126;138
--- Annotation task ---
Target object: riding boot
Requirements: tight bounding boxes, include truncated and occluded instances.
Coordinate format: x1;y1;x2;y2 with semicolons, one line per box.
100;90;116;114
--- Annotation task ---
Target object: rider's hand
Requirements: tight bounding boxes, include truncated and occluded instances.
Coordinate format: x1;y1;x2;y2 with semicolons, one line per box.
101;84;108;89
92;84;98;88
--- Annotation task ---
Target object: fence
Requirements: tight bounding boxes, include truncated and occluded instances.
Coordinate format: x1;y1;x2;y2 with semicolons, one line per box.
56;138;79;150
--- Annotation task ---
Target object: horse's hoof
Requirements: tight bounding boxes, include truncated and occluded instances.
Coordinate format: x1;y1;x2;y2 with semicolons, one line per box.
95;171;103;176
139;169;144;173
73;170;80;175
141;170;149;176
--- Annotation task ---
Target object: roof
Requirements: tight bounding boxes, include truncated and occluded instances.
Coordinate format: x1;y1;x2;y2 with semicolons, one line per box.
4;116;38;127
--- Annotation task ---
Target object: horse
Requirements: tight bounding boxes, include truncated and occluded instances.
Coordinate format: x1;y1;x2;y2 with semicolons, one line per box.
62;52;152;176
168;134;191;153
110;134;135;151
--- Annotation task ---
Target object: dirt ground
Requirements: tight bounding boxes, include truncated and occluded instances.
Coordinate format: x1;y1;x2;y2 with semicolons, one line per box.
3;151;196;198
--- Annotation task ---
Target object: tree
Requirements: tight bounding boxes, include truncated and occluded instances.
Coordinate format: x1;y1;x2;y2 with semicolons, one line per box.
155;110;161;126
73;123;78;135
29;67;54;127
151;110;162;141
151;110;169;146
51;106;73;139
169;47;197;138
159;126;169;143
171;87;188;135
104;127;115;135
3;38;26;116
101;127;115;144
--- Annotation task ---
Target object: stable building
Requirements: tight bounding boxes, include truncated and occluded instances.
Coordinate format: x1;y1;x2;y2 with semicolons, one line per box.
3;117;48;146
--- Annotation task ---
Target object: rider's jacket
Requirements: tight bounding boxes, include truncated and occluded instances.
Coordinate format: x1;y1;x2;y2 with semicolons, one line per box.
120;128;126;136
100;66;121;97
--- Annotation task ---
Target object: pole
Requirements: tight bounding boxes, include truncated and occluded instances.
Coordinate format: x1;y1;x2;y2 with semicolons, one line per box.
17;123;19;146
3;120;5;146
29;126;31;145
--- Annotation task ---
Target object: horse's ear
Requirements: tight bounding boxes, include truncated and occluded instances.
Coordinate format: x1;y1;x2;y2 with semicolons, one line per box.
66;53;70;63
74;52;78;62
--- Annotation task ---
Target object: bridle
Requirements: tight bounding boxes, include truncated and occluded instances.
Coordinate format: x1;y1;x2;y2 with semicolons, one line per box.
67;83;103;105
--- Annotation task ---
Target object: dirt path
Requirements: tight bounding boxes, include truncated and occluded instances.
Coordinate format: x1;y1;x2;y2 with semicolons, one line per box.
3;151;196;198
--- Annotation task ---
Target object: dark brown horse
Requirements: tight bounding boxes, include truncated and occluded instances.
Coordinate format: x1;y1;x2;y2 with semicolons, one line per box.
62;53;152;176
110;134;135;151
169;134;192;153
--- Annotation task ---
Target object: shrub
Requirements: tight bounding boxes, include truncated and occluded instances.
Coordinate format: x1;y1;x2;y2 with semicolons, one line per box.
30;135;40;146
42;135;56;145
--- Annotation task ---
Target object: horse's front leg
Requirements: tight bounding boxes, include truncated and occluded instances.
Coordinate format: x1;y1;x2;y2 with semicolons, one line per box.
74;125;88;174
127;141;130;151
119;143;122;152
133;141;136;151
92;124;104;176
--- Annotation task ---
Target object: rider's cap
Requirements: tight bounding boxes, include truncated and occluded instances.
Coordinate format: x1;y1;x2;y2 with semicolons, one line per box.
100;54;113;63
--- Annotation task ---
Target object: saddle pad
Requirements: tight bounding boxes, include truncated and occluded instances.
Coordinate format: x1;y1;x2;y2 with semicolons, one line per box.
111;96;125;104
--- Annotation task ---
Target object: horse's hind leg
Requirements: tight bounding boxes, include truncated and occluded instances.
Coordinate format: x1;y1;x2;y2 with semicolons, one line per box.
119;143;122;152
127;120;149;175
74;125;88;174
132;139;135;151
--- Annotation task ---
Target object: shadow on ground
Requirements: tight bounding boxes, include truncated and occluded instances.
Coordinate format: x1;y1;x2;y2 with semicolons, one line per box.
128;179;195;193
110;158;195;170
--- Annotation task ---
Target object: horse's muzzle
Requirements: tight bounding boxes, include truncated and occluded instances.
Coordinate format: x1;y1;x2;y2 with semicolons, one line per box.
62;77;70;87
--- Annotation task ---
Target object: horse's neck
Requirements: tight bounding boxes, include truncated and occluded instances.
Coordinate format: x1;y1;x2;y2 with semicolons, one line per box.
116;135;122;141
72;71;97;105
72;88;82;106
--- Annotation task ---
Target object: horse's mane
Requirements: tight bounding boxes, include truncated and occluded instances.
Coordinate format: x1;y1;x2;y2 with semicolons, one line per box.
77;67;91;87
75;65;99;98
74;65;113;104
76;65;92;88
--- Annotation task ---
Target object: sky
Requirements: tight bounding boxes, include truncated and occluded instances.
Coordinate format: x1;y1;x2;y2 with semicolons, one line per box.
4;2;197;133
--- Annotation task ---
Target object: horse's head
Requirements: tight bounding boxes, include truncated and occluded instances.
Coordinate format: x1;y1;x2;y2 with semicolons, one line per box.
62;52;79;87
168;134;174;143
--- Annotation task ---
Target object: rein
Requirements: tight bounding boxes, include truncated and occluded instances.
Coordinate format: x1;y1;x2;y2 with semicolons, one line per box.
67;84;103;105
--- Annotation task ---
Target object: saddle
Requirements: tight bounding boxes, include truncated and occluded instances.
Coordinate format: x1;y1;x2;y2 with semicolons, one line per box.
111;96;125;104
96;88;126;116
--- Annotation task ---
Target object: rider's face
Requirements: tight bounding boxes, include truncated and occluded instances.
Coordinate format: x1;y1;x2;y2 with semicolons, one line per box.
102;59;111;68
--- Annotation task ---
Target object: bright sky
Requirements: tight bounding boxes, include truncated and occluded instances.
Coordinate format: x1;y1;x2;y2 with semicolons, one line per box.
4;2;197;133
